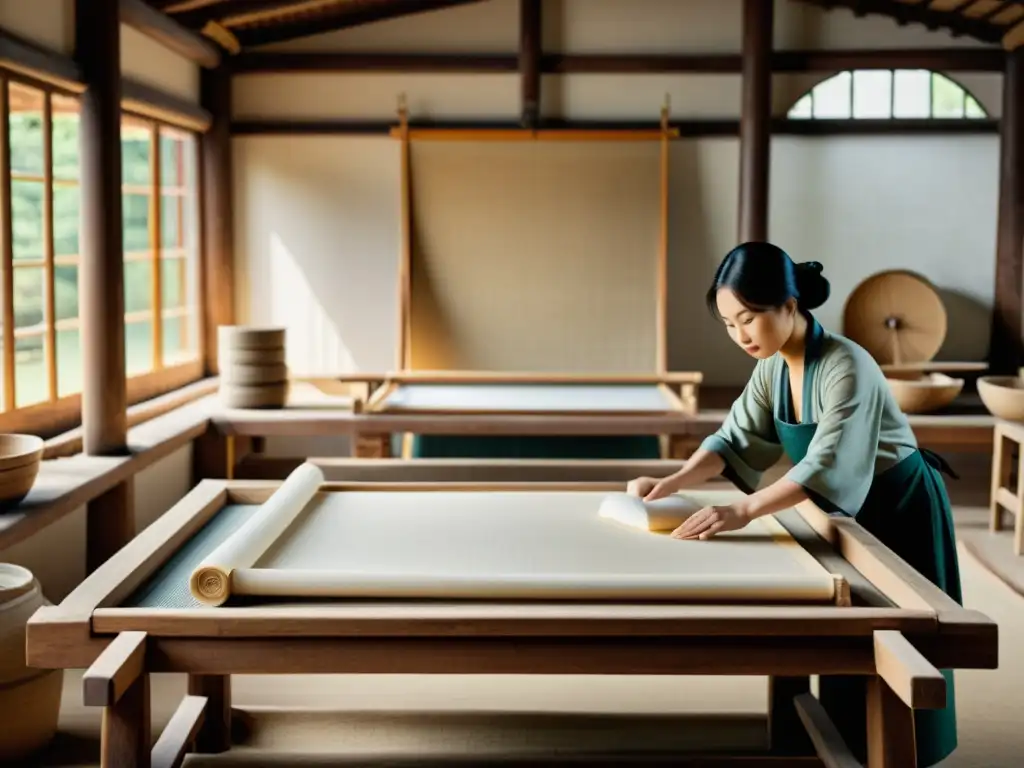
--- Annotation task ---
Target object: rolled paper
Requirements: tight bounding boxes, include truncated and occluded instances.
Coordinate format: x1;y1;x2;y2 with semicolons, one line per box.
598;491;703;531
189;462;325;606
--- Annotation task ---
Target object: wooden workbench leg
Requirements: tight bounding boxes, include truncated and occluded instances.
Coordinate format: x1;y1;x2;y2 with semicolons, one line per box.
667;435;697;460
1016;445;1024;555
353;433;391;458
193;428;252;481
865;676;916;768
767;676;815;755
102;672;150;768
84;631;151;768
990;426;1006;532
188;674;232;753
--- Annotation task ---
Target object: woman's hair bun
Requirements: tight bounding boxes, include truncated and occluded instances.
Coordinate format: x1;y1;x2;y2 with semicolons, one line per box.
795;261;830;310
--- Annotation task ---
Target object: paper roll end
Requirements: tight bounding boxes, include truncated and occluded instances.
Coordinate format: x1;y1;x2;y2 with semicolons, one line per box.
190;566;232;606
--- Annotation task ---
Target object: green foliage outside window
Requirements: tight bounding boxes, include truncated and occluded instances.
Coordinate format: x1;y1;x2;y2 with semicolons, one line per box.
5;84;199;409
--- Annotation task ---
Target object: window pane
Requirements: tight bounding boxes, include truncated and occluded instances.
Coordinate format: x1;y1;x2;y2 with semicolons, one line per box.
932;73;964;118
52;95;79;181
161;256;186;310
122;192;150;253
125;318;153;376
9;83;44;176
55;265;78;323
965;95;986;118
811;72;851;118
788;94;812;119
160;130;183;188
176;133;200;366
161;193;181;251
53;185;79;258
892;69;930;118
12;180;44;261
13;265;48;407
122;117;152;186
162;313;195;365
57;327;81;397
852;70;892;119
124;259;153;314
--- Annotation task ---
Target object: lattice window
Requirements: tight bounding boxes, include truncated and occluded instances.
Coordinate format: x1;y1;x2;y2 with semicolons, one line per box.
787;69;988;120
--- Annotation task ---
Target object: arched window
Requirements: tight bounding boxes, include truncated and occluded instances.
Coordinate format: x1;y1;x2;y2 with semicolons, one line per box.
787;70;987;120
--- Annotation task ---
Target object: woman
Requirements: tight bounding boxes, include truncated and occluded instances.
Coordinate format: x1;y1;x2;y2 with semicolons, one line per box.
628;241;961;767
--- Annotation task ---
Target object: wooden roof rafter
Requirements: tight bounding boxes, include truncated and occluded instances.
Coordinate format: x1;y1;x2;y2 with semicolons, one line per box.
800;0;1024;49
148;0;492;50
140;0;1024;53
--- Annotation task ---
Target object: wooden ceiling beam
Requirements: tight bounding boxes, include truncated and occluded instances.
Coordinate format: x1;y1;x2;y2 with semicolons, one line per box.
120;0;221;66
227;47;1005;74
229;0;489;48
168;0;303;29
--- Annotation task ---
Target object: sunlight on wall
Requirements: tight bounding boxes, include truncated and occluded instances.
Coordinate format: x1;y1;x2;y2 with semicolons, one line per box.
268;231;357;376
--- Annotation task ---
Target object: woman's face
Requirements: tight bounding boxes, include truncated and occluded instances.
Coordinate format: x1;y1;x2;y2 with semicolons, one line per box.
716;288;796;359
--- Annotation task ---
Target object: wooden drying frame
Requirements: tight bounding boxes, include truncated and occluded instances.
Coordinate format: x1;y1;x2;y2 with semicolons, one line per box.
24;477;997;767
390;95;678;374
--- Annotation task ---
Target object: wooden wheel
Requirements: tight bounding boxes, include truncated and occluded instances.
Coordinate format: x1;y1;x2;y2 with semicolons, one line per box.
842;270;947;366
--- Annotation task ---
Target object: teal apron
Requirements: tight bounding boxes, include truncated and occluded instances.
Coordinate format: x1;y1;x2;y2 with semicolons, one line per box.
772;317;961;767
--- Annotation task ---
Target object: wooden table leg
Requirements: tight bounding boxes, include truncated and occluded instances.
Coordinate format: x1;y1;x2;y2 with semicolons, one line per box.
84;632;151;768
101;671;150;768
866;675;917;768
768;676;815;755
353;433;391;458
188;674;232;753
990;424;1007;532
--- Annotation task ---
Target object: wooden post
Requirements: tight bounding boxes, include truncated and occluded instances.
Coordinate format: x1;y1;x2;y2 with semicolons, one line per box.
76;0;127;454
76;0;134;573
519;0;541;129
737;0;773;243
988;49;1024;375
200;66;235;376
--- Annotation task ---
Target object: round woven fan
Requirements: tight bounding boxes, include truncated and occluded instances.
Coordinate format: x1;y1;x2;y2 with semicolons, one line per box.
842;270;947;366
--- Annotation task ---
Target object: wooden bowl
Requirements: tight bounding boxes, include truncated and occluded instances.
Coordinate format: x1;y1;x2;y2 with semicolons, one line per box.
977;375;1024;421
0;462;41;506
887;373;963;414
0;434;43;473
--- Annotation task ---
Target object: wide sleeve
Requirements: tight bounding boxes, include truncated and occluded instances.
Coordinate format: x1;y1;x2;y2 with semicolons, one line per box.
699;360;783;494
784;351;882;515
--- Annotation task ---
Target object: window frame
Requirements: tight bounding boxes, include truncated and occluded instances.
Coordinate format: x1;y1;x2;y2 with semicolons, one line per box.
0;69;206;439
787;68;990;121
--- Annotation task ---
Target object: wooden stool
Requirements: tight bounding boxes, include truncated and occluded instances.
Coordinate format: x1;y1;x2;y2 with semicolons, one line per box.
989;420;1024;555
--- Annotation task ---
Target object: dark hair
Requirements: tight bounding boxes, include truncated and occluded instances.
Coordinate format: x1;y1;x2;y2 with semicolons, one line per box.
705;241;830;319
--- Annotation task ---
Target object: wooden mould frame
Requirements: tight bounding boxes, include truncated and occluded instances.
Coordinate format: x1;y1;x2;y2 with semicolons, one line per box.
389;94;681;377
342;369;703;460
25;478;997;767
362;372;701;417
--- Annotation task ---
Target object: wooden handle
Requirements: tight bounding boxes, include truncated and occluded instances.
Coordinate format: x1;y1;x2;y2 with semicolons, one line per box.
82;630;147;707
873;629;946;709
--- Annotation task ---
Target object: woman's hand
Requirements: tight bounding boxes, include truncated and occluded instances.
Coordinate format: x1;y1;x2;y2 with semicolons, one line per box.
670;504;750;540
625;476;659;498
626;476;678;501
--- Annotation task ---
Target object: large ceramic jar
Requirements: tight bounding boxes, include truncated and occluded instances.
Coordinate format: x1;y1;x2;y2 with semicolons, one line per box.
0;563;63;761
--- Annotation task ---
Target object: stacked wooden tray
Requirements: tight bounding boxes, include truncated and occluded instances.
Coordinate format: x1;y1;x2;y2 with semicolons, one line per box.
218;326;288;409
